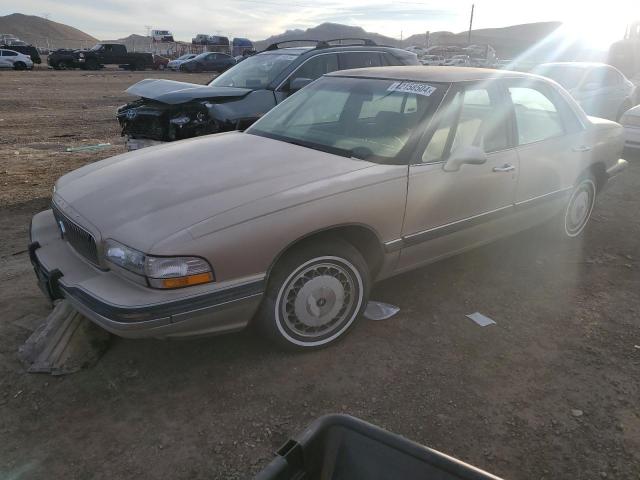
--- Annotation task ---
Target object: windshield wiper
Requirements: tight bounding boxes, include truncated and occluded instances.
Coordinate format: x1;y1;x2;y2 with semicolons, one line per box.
250;131;370;160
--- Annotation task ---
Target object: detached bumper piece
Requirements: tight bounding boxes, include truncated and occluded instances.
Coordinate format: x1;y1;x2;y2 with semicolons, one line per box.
29;241;64;302
255;414;502;480
607;158;628;179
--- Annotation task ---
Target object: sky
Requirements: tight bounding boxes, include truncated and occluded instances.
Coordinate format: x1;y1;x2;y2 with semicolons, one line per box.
1;0;637;47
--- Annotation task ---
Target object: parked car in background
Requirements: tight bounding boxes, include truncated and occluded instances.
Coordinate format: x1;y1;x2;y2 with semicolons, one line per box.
151;30;174;42
232;37;254;57
405;46;426;57
167;53;197;71
420;55;445;66
0;48;33;70
444;55;471;66
117;39;418;149
33;67;626;349
192;34;210;45
533;62;637;120
0;43;40;64
152;54;169;70
620;104;640;149
192;35;230;52
179;51;235;72
47;48;81;69
48;43;153;70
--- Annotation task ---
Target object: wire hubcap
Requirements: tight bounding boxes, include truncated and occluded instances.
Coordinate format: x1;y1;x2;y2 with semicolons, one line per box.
566;182;594;236
281;262;355;338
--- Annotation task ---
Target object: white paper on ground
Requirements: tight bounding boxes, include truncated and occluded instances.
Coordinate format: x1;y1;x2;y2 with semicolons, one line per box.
466;312;496;327
364;301;400;321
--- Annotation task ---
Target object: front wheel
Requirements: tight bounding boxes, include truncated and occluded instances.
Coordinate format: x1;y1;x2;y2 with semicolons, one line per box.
84;59;99;70
257;239;370;351
13;61;26;70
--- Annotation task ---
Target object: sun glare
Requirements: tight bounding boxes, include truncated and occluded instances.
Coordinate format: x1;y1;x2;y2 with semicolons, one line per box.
560;9;634;49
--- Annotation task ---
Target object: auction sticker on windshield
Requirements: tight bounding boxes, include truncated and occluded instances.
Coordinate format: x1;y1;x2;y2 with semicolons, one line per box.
387;81;436;97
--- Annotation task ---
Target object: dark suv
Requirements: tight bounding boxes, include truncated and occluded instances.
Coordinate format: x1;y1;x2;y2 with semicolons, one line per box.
117;39;418;149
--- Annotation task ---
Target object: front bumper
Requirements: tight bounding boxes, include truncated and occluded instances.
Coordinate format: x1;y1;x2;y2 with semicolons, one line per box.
29;209;265;338
125;136;166;151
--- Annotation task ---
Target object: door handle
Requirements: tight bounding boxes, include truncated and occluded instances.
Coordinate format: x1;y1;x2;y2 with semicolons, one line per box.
493;164;515;173
572;145;592;152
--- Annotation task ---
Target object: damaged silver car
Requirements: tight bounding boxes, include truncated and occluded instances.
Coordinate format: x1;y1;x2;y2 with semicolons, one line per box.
32;67;626;350
116;39;418;150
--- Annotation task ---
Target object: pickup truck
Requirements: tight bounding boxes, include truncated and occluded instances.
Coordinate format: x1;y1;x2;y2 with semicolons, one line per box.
48;43;153;70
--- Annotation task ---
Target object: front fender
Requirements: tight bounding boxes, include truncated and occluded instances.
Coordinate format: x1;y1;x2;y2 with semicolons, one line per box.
150;166;408;282
205;90;277;129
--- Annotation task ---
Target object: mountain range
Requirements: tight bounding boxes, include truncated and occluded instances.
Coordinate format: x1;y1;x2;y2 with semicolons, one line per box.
0;13;604;61
0;13;97;49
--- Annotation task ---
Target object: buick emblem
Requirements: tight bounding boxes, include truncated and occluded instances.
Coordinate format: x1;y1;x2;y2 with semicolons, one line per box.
126;109;137;120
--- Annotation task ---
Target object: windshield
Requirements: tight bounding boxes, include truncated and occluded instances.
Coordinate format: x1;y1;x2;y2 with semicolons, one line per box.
90;44;103;51
534;65;584;90
247;76;445;163
209;53;298;89
177;54;194;60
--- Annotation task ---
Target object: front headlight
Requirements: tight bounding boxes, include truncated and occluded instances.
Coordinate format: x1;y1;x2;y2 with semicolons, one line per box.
78;53;85;58
169;115;191;126
104;239;213;289
105;239;146;275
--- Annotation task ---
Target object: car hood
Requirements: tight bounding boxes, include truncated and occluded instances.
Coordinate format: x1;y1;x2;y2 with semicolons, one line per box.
126;79;251;104
54;132;376;252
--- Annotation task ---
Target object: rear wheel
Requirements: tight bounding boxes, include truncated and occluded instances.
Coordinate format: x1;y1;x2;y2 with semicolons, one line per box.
548;175;597;239
257;239;370;351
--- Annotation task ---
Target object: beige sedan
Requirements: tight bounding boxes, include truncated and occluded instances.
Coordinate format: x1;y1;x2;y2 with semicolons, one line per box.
30;67;627;350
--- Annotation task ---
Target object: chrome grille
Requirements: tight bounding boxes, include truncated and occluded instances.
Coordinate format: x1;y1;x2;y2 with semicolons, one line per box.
52;205;99;266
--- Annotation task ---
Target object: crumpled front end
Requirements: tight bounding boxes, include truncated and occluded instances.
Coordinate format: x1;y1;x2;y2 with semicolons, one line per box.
117;99;219;143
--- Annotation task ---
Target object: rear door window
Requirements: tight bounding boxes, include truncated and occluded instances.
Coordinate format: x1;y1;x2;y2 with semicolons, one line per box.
338;52;383;70
292;53;339;82
507;85;565;144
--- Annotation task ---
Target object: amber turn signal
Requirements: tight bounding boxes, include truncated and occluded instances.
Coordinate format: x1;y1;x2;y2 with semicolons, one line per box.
161;272;213;289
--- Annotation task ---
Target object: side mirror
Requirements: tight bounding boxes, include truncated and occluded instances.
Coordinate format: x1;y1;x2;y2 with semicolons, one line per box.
443;146;487;172
289;77;313;92
582;82;600;91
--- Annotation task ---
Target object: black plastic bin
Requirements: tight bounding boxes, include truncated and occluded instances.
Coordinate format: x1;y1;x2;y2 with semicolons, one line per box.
255;414;502;480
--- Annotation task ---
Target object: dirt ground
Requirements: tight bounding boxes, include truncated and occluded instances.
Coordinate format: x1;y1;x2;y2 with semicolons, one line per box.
1;68;639;480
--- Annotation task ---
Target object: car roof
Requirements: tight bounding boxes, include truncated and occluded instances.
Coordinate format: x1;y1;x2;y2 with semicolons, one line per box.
258;44;410;57
258;47;314;56
327;66;541;83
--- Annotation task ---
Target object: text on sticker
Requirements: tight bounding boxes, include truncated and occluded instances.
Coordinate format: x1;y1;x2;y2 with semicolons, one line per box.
387;81;436;97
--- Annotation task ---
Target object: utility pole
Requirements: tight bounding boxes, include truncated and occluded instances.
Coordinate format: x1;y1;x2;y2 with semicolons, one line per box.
425;31;430;48
467;3;474;45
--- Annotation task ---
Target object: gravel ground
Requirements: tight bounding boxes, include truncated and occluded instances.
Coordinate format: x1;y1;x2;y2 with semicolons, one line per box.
0;68;639;480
